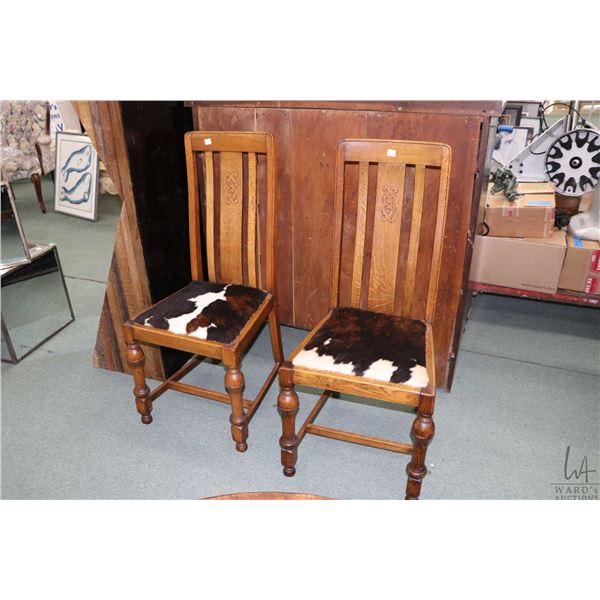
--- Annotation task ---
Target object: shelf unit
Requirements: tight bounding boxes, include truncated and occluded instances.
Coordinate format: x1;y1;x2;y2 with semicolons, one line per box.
469;281;599;307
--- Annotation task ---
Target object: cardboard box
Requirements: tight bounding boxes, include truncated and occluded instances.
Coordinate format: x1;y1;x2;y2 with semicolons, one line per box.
558;236;600;296
512;182;556;195
485;182;555;239
470;231;567;294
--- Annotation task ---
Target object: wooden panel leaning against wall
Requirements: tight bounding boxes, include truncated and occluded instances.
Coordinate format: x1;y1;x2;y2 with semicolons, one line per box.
76;101;193;380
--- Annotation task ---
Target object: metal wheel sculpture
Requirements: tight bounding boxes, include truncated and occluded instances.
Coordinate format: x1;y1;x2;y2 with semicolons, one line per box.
545;129;600;196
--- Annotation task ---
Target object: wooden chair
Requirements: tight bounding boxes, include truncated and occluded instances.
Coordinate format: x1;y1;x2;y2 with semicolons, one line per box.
277;138;452;499
123;131;283;452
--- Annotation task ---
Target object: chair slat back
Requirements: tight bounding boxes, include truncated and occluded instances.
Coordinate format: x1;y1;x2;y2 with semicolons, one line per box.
184;132;276;292
331;139;452;323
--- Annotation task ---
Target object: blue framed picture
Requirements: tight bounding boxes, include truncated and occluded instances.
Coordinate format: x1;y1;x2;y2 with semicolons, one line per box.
53;131;99;221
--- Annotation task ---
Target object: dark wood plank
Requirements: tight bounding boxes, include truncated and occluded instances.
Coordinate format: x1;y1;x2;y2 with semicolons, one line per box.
119;101;194;377
402;164;426;316
191;101;502;117
256;108;293;319
447;116;498;388
77;101;165;380
194;106;255;132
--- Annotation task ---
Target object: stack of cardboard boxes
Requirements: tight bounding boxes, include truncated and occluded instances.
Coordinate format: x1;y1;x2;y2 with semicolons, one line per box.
470;182;600;297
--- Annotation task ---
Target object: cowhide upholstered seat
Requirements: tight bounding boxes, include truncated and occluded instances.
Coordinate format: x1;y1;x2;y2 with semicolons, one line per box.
292;307;428;388
133;281;267;345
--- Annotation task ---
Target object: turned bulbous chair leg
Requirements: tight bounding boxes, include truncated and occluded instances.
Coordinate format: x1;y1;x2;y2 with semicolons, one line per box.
277;362;299;477
405;396;435;500
126;340;153;424
225;367;248;452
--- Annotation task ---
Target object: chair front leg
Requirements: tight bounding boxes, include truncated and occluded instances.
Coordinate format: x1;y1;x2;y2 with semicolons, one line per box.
405;394;435;500
225;366;248;452
277;361;299;477
126;340;153;424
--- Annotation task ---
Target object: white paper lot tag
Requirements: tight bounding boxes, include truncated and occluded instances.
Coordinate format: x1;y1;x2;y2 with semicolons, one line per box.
387;148;397;157
204;138;212;145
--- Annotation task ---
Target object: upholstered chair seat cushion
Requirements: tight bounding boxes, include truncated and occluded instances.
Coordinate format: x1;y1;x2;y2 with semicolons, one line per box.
134;281;267;344
292;307;428;388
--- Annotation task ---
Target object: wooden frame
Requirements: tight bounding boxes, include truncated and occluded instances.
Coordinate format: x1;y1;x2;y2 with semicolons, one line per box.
123;131;283;452
277;138;451;499
503;103;523;127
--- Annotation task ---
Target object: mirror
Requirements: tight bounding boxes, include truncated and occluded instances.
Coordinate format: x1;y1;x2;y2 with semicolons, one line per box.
0;330;12;362
1;246;74;363
1;183;31;267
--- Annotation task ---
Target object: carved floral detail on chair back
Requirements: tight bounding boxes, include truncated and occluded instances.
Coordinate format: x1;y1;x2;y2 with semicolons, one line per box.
224;171;240;204
380;184;399;222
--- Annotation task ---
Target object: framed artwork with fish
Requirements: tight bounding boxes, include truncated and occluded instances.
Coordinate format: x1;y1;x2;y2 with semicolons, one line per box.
53;132;99;221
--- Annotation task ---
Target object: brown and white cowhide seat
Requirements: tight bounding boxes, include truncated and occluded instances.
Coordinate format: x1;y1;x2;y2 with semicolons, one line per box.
134;281;267;344
292;307;428;388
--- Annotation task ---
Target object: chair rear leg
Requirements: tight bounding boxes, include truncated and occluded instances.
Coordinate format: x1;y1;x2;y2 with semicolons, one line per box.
31;173;46;213
126;340;153;424
277;361;299;477
225;366;248;452
405;395;435;500
267;306;284;363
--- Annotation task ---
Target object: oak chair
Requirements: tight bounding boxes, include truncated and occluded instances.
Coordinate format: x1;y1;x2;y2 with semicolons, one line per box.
277;138;452;499
123;131;283;452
